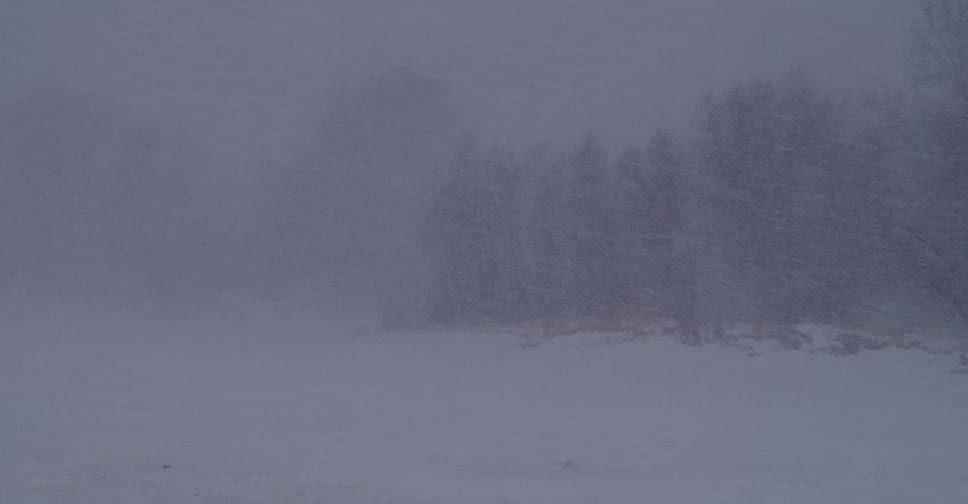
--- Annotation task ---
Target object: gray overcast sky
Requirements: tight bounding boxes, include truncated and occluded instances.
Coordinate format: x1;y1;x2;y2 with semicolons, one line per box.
2;0;915;164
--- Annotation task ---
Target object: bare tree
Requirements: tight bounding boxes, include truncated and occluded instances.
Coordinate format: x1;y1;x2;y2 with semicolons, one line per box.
903;1;968;328
910;0;968;102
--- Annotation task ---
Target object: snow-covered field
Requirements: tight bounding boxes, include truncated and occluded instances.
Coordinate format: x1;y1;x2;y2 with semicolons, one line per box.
2;303;967;503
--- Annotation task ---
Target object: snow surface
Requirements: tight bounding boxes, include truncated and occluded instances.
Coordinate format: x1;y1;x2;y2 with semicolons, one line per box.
2;303;967;503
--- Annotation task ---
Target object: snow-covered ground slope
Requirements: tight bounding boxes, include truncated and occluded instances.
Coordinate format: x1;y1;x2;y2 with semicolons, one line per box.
2;304;967;503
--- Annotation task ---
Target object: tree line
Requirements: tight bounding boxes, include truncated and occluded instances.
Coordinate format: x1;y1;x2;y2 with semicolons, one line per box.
1;2;966;336
422;1;968;333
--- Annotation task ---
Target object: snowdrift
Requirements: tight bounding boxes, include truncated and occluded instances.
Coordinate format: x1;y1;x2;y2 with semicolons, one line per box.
2;304;966;503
